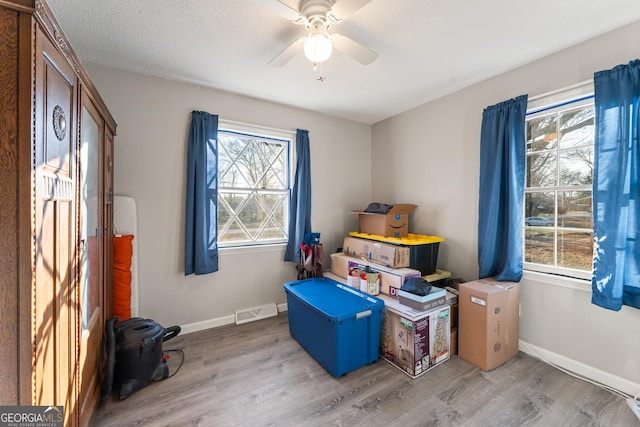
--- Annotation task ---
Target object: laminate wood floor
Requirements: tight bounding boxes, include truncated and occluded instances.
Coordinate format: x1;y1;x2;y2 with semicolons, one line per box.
94;313;638;427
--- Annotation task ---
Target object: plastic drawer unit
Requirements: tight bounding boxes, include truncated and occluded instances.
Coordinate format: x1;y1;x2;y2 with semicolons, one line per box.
283;277;385;377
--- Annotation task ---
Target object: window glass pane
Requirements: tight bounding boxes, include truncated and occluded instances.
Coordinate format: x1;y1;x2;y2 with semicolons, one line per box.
208;194;218;249
525;191;555;220
242;140;269;188
218;198;232;228
80;106;100;330
219;219;251;244
260;216;287;239
219;136;251;188
262;192;286;212
525;228;554;265
259;193;288;239
558;107;594;149
559;147;593;186
253;140;287;190
558;230;593;270
527;115;557;152
244;193;269;237
206;139;218;189
261;144;287;190
218;145;234;185
558;191;592;230
526;151;557;187
219;191;249;240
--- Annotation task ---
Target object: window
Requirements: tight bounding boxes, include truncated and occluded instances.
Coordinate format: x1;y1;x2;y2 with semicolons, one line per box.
217;122;292;248
524;85;594;280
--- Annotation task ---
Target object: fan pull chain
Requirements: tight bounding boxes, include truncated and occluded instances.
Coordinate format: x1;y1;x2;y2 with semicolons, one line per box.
315;62;326;82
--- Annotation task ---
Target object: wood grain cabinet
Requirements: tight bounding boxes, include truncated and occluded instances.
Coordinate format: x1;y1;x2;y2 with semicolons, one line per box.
0;1;116;425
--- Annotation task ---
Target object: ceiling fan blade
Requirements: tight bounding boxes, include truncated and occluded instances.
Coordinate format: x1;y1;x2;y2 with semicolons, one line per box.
268;37;306;67
328;0;373;22
331;33;377;65
253;0;302;22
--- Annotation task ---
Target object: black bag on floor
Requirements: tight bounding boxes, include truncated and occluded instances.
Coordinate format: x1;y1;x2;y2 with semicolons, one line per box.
102;317;181;401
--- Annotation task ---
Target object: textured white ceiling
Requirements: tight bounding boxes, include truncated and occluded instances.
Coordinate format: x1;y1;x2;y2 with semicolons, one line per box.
47;0;640;124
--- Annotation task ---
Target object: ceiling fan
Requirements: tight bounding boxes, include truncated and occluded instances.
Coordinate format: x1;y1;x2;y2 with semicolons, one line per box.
265;0;378;67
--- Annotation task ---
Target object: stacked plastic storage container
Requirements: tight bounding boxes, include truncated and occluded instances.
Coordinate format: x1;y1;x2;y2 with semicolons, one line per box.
283;277;384;377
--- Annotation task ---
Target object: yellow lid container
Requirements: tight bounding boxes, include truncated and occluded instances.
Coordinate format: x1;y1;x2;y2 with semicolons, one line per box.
349;232;444;245
348;232;444;275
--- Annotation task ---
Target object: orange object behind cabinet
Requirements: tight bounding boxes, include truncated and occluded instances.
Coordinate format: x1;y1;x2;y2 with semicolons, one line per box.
113;235;134;320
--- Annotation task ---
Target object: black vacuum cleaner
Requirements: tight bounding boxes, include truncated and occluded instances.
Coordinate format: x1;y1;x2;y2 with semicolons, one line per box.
101;317;181;402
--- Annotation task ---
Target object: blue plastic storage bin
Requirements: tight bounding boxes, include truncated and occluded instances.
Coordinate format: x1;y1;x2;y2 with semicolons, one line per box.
283;277;385;377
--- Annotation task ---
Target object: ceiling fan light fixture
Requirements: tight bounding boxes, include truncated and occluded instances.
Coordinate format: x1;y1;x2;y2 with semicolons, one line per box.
304;32;332;63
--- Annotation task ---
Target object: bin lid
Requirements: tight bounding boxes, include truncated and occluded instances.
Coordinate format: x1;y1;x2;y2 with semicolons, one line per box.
284;278;384;321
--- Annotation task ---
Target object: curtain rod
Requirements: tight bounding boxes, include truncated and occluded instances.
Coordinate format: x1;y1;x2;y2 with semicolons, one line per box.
528;79;593;102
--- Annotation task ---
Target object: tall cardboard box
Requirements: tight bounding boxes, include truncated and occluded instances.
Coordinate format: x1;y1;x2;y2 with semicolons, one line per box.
458;278;520;371
378;295;450;378
351;204;416;238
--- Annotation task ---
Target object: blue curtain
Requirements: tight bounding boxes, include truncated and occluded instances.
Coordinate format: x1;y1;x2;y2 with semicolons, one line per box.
478;95;528;282
284;129;312;262
592;60;640;311
185;111;219;275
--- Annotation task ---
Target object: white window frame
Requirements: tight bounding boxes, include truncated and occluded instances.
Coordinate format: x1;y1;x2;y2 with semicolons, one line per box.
217;120;295;250
524;81;594;281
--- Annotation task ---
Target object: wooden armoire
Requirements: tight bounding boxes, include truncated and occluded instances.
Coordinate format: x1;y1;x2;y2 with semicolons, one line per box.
0;0;116;425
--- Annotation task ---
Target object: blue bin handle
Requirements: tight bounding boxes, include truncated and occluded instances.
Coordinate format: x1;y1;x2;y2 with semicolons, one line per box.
355;310;372;319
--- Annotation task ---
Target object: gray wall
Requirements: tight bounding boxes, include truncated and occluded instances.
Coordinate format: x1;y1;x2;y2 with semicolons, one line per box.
372;21;640;394
85;64;371;329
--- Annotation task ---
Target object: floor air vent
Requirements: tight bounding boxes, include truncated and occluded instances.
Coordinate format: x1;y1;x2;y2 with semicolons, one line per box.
235;303;278;325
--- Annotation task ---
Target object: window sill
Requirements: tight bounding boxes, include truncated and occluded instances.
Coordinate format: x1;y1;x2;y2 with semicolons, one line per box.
522;270;591;293
219;243;286;256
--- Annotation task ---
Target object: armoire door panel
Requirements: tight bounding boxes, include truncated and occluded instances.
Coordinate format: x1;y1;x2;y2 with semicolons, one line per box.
78;305;102;423
77;95;105;425
34;197;57;407
34;195;76;415
34;29;78;427
43;51;74;176
57;198;76;425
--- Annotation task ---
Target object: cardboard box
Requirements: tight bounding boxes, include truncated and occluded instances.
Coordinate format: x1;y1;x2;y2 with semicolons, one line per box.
450;303;458;328
397;287;447;312
342;236;410;268
451;327;458;355
378;295;450;378
283;277;384;378
351;204;416;238
423;269;451;286
330;253;421;297
458;278;520;371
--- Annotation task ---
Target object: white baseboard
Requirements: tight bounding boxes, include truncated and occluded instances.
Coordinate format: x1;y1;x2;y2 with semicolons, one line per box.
519;340;640;397
180;302;288;335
